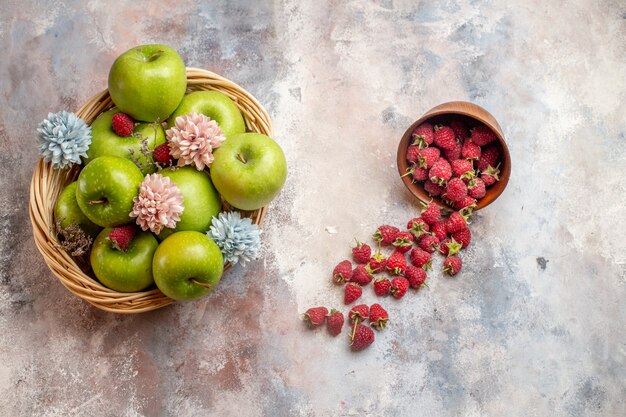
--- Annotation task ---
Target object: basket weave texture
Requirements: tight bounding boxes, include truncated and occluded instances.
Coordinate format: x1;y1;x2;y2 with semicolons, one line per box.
29;68;273;314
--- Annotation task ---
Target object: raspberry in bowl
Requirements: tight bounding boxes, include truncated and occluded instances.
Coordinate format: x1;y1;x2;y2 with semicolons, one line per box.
397;101;511;211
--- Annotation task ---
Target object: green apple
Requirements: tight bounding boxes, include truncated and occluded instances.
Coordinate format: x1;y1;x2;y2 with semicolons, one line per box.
211;133;287;210
153;231;223;300
84;109;165;175
108;44;187;122
76;156;144;227
157;166;221;240
167;91;246;138
54;181;102;238
91;228;158;292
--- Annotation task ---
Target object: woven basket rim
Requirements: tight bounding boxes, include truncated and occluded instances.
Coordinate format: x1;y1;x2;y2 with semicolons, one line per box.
30;67;273;314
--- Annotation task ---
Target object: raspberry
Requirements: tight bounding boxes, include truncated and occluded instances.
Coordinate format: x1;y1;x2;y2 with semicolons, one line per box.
326;309;344;336
443;255;462;276
439;238;462;256
417;234;440;253
405;265;427;289
477;145;500;172
481;164;501;186
390;277;410;298
392;231;414;253
423;180;444;196
471;125;497;146
372;225;400;246
344;282;362;304
406;145;420;164
369;303;389;330
449;120;469;141
468;177;486;199
349;304;369;324
433;125;457;150
111;112;135;137
443;178;468;203
451;227;471;249
352;240;371;264
303;307;328;328
333;260;353;284
386;251;407;276
368;250;387;274
409;247;432;270
421;202;442;225
153;142;173;164
417;147;441;169
443;140;462;161
108;224;136;251
429;158;452;186
412;166;429;182
351;324;375;351
446;210;471;234
462;139;481;161
373;277;391;296
411;123;434;148
430;220;448;242
407;217;430;238
455;196;477;210
451;159;475;179
351;265;373;286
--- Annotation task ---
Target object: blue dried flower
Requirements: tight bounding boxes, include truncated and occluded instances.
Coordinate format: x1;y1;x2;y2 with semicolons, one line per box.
207;211;261;266
37;111;91;169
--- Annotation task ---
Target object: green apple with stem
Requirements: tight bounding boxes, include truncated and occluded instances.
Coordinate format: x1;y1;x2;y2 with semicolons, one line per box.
211;133;287;211
84;109;165;175
91;228;158;292
153;231;223;300
167;91;246;138
108;44;187;122
76;155;144;227
157;166;221;240
54;181;102;238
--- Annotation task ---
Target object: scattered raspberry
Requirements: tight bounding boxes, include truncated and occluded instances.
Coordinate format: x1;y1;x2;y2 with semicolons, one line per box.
430;220;449;242
392;231;414;253
303;307;328;328
443;255;462;276
423;180;444;197
352;240;371;264
446;210;471;234
449;120;469;141
421;202;442;225
471;125;497;146
412;122;434;148
350;324;375;351
468;177;486;199
333;260;354;284
451;159;475;179
417;147;441;169
390;277;410;299
477;145;500;172
111;112;135;137
108;224;136;251
452;227;471;249
407;217;430;238
351;264;374;286
461;139;481;161
152;142;173;164
409;247;432;270
349;304;370;324
443;140;462;161
368;250;387;274
439;238;462;256
429;158;452;186
344;282;362;304
433;125;457;150
372;225;400;246
326;309;344;336
417;234;440;253
369;303;389;330
443;178;468;203
386;251;407;276
405;265;427;289
373;277;391;296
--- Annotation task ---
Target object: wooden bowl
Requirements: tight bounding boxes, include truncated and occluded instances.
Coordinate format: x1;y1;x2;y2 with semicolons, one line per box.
396;101;511;211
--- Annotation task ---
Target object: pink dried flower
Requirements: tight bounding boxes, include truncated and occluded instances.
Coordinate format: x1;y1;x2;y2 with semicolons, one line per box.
130;173;184;234
166;112;226;170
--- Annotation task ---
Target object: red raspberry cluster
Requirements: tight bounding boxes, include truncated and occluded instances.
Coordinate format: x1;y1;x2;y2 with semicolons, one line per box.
406;119;502;209
303;201;474;352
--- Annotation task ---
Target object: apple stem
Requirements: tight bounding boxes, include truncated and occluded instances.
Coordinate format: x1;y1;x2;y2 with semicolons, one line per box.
147;49;165;62
236;153;247;164
191;279;212;289
88;199;106;205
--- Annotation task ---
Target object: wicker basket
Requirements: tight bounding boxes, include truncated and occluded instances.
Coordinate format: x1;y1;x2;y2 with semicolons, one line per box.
29;68;273;314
